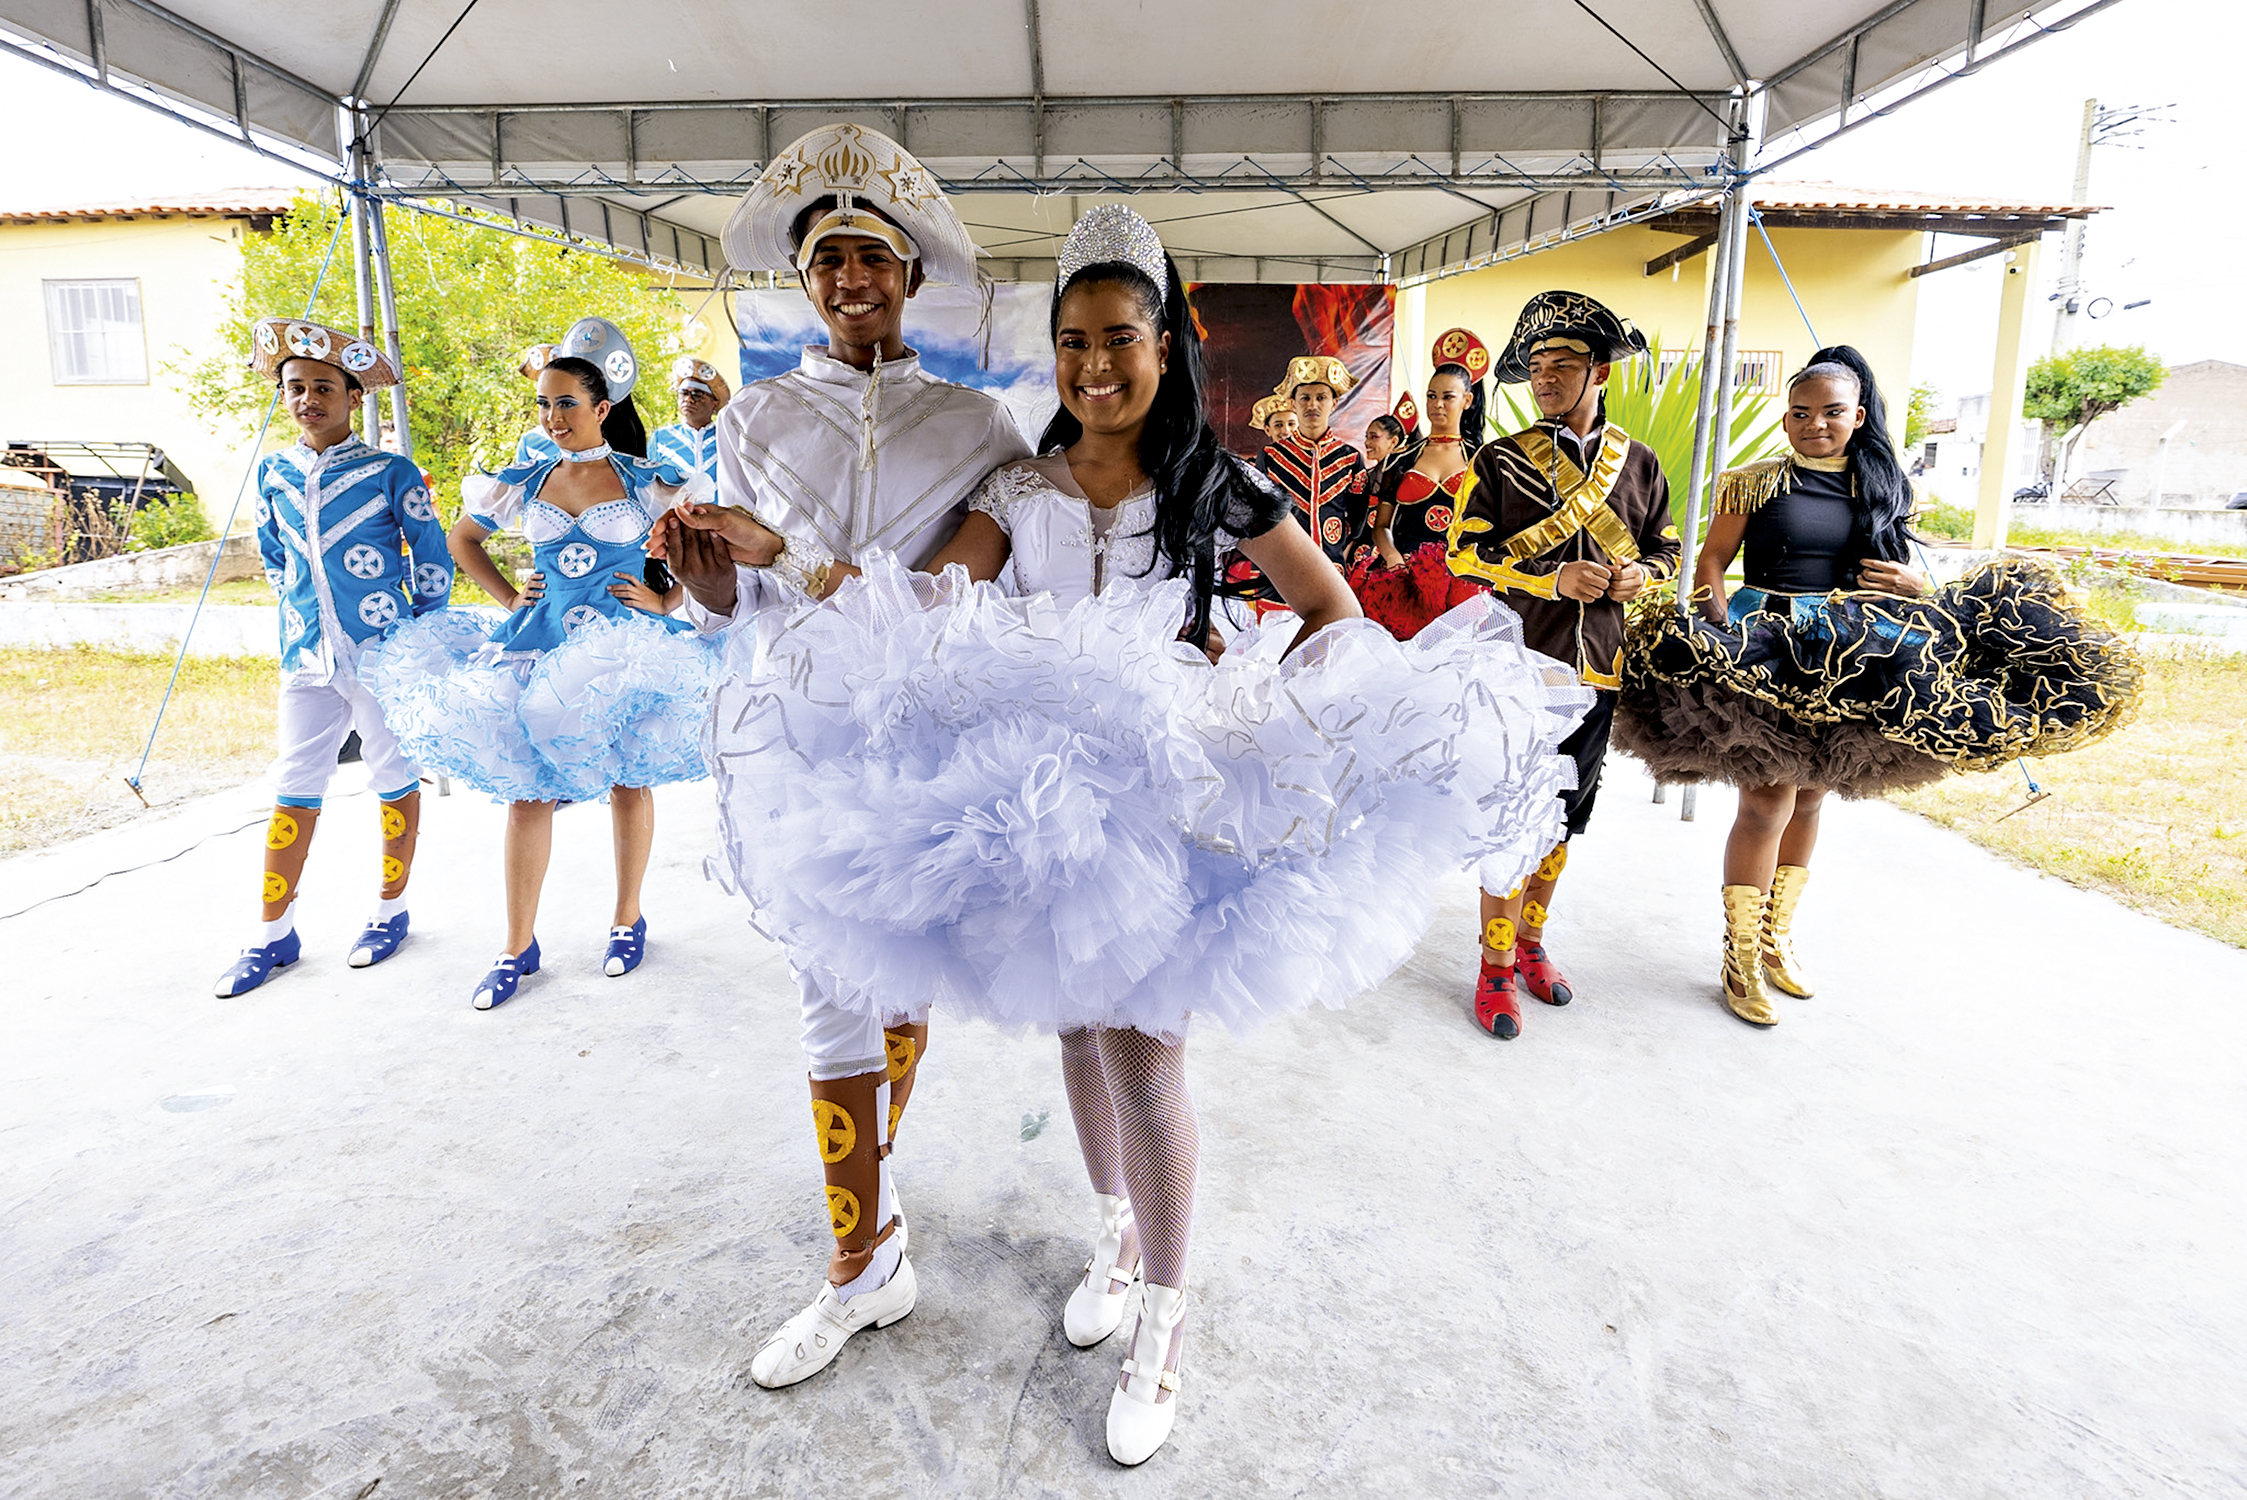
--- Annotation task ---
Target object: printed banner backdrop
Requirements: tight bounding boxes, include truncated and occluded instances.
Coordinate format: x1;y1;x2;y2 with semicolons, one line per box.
1190;284;1396;457
730;284;1059;443
730;280;1393;463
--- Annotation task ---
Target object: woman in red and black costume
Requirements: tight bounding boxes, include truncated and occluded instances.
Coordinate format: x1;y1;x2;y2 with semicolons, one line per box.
1349;328;1494;640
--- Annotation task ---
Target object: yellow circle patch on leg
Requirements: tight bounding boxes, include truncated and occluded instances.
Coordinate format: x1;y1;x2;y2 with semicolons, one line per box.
382;855;405;885
380;803;407;840
884;1031;917;1081
266;812;299;850
812;1100;857;1164
262;871;290;905
1483;916;1516;951
826;1186;861;1240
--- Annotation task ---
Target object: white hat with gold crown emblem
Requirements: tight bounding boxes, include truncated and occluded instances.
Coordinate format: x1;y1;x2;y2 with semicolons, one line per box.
722;123;978;288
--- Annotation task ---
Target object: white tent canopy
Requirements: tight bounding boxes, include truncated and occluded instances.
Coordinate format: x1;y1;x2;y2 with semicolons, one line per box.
2;0;2119;282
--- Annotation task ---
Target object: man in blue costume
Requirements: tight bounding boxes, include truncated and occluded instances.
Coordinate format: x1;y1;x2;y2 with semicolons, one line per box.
647;356;730;484
212;318;453;997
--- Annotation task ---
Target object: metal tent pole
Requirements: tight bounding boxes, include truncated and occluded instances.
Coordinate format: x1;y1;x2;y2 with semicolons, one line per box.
368;197;414;458
1677;82;1765;823
347;117;383;444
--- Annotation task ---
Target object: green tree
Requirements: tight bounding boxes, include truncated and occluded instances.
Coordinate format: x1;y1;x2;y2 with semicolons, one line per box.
1498;339;1784;537
183;190;686;525
2023;344;2165;484
1904;381;1939;449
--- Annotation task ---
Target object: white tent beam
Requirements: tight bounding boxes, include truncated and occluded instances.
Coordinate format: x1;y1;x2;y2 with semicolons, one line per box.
350;0;403;103
1690;0;1749;85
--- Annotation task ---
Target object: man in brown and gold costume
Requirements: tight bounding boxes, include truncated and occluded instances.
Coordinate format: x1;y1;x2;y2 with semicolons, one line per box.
1446;291;1680;1041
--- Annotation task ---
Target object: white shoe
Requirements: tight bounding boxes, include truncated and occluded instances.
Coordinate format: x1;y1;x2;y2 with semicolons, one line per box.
747;1253;917;1390
1106;1282;1187;1465
1063;1194;1139;1347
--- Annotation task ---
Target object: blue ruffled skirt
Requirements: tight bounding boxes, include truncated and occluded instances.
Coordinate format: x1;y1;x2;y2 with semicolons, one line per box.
364;606;718;803
705;556;1592;1039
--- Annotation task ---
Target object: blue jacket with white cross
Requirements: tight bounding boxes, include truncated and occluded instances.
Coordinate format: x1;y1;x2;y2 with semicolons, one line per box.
255;435;452;684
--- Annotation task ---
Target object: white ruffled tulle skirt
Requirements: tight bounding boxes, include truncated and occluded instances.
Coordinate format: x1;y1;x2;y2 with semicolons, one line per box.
706;556;1591;1040
364;606;719;803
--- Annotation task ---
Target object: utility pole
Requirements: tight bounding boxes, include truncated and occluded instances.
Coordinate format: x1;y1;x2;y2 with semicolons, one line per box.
2050;97;2097;352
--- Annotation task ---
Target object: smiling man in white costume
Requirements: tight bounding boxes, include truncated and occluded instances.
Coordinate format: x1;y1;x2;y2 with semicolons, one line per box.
653;122;1028;1390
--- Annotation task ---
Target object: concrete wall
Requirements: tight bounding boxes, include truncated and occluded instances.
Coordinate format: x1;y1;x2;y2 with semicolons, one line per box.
0;213;266;511
0;601;276;655
1406;224;1923;444
0;535;264;600
2019;501;2247;549
2071;359;2247;507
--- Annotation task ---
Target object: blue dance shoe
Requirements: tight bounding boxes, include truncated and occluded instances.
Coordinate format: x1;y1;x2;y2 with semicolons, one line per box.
603;916;646;978
348;912;410;969
472;939;541;1011
213;929;301;997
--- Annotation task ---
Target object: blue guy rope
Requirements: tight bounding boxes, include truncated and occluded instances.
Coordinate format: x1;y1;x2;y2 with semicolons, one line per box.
123;204;353;802
1749;205;1821;349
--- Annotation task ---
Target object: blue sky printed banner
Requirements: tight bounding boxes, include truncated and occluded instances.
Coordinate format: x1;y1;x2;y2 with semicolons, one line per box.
732;284;1060;444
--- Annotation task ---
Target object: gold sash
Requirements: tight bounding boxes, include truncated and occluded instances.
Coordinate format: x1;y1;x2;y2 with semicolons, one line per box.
1502;425;1641;564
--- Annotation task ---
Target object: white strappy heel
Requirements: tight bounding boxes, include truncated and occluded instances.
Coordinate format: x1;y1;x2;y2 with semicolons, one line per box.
1106;1281;1186;1465
1063;1193;1139;1347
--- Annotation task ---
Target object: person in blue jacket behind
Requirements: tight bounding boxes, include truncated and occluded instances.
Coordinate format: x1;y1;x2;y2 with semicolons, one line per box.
214;317;453;998
648;355;730;483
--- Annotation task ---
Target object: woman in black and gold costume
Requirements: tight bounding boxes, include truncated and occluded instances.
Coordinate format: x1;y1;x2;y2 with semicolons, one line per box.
1615;345;2139;1029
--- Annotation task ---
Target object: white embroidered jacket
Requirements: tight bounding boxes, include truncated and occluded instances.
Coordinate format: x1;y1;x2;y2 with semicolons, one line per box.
692;344;1029;627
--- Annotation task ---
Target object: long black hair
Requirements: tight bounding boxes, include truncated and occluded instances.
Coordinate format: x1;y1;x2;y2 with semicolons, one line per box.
545;354;648;458
1788;344;1911;563
1373;361;1486;510
1039;256;1288;642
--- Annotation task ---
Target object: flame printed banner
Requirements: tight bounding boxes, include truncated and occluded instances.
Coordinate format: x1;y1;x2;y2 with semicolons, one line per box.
1189;284;1396;456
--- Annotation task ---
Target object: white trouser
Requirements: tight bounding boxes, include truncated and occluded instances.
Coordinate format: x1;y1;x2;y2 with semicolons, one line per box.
796;967;930;1081
271;672;418;803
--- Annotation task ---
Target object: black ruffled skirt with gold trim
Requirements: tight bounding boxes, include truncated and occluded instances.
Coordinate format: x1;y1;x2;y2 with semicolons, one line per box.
1613;557;2142;798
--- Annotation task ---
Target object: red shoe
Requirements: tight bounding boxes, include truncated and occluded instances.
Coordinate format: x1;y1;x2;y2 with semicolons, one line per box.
1516;940;1573;1007
1473;961;1521;1040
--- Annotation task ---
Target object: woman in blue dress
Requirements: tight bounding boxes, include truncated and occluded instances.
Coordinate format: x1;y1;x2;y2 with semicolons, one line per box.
364;319;717;1009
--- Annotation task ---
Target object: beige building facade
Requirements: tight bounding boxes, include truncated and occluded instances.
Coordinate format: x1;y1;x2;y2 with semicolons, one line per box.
0;193;294;516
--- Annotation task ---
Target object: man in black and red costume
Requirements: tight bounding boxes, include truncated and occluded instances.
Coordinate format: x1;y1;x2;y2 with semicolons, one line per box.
1257;354;1369;569
1446;290;1681;1041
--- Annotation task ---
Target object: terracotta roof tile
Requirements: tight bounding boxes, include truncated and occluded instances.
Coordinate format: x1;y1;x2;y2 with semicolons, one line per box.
0;190;300;224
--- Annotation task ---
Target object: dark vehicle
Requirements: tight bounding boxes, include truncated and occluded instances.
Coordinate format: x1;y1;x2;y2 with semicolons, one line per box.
2011;480;2050;503
2226;491;2247;511
1;441;195;562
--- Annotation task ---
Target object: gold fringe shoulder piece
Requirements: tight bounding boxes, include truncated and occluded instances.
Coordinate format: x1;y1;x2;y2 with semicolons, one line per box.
1712;455;1792;516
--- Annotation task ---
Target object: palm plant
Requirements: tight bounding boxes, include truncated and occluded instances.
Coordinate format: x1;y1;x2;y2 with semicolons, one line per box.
1494;338;1783;537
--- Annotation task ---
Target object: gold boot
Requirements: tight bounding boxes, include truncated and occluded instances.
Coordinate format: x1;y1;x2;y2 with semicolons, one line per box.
1762;864;1815;998
1720;885;1779;1028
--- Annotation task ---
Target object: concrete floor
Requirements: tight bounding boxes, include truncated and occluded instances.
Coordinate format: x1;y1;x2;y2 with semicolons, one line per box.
2;757;2242;1499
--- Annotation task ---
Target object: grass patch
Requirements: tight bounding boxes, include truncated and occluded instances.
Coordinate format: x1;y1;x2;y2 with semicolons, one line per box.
73;574;504;607
1889;648;2247;949
0;647;277;853
2007;522;2247;560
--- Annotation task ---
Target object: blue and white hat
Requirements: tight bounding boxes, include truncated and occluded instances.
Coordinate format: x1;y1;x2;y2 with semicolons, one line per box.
557;317;639;400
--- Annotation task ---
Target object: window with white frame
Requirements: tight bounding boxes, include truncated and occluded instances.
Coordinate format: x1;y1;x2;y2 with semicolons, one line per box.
45;279;149;384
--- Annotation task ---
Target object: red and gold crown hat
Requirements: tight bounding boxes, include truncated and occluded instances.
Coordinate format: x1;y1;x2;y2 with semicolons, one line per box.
1392;391;1421;435
1431;326;1491;382
250;317;400;389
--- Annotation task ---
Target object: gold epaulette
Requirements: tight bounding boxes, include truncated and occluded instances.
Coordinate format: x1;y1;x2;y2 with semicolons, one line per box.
1712;456;1792;516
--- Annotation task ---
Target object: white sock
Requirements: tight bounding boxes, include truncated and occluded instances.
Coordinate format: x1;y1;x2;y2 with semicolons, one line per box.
258;905;296;946
833;1232;903;1303
373;894;408;923
873;1077;896;1226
